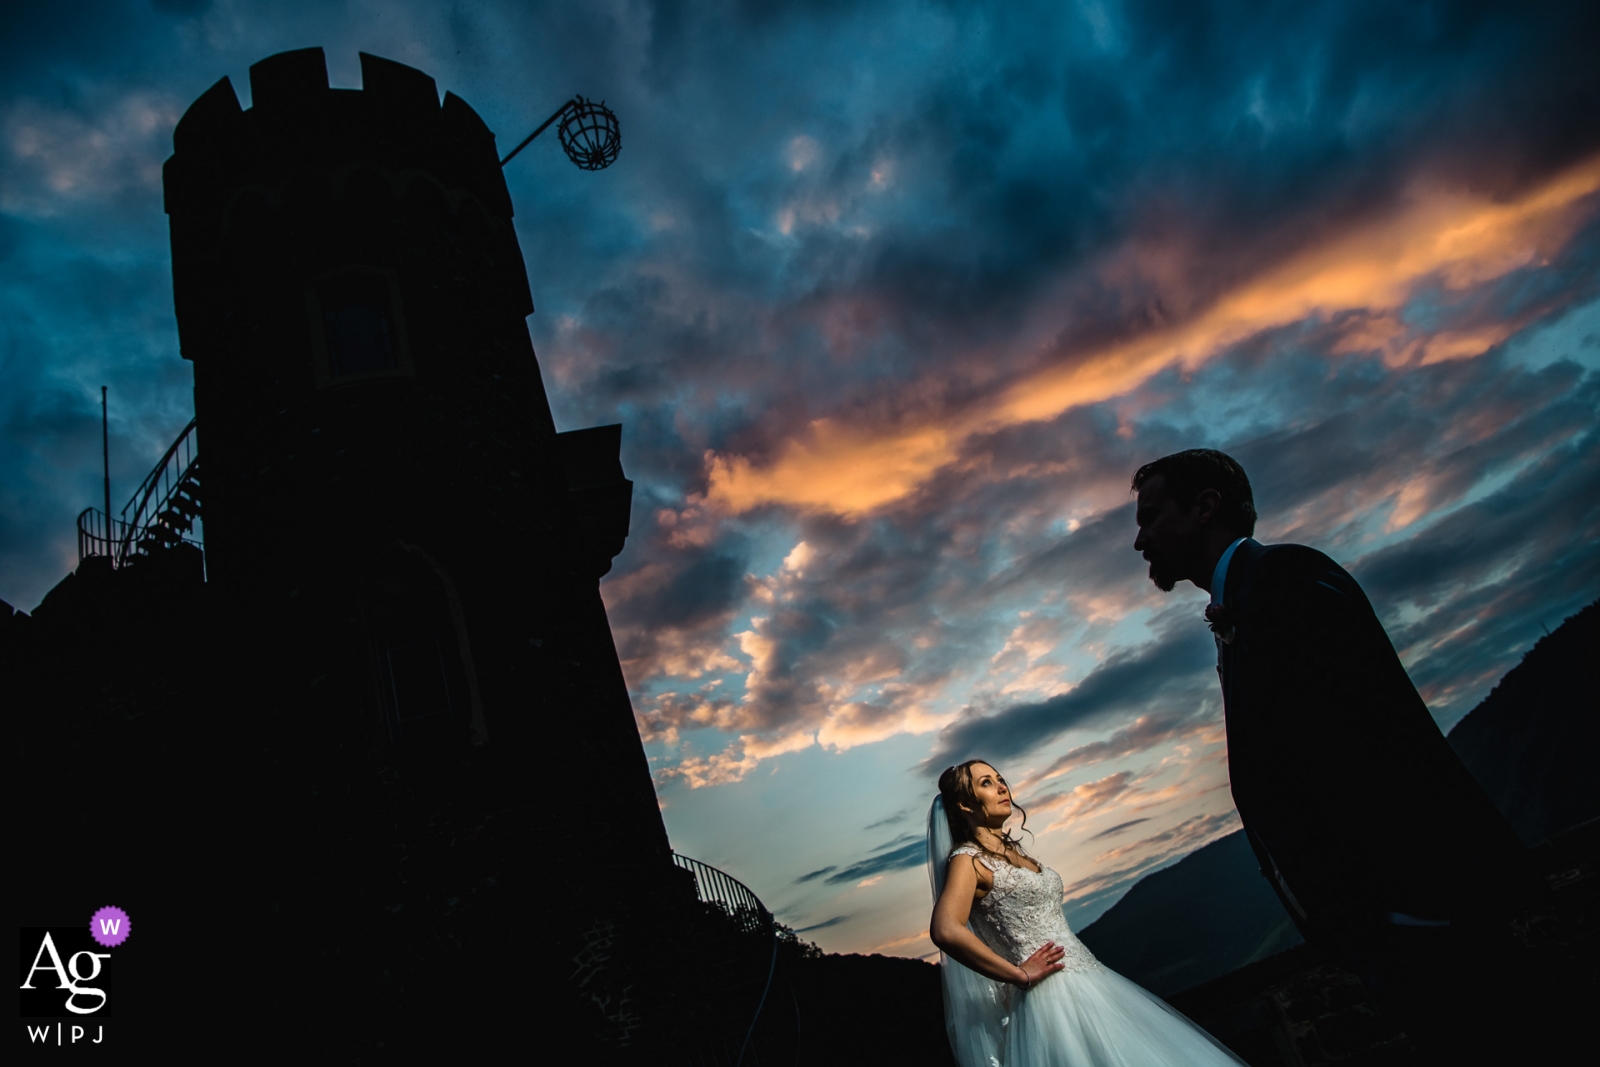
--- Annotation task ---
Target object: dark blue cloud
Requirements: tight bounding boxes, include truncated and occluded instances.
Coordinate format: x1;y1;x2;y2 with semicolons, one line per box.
1088;818;1152;841
795;837;923;891
821;838;926;885
925;616;1215;769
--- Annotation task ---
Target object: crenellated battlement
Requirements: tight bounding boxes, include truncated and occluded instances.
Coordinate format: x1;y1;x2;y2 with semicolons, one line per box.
164;49;530;374
167;49;510;217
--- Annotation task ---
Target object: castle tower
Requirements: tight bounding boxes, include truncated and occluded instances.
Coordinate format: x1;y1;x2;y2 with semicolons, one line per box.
163;49;680;1051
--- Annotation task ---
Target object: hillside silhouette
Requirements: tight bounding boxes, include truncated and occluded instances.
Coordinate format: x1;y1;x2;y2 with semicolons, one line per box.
1078;829;1304;995
1446;598;1598;843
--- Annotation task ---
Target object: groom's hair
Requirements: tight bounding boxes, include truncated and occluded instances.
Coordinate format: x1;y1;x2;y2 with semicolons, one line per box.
1131;449;1257;536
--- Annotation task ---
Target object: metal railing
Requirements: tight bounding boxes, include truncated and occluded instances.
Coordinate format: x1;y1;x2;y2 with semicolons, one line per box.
674;853;773;928
76;507;136;563
77;418;203;568
673;853;782;1066
118;418;199;564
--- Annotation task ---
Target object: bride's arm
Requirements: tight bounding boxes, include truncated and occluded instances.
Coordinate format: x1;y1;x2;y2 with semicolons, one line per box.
931;856;1065;987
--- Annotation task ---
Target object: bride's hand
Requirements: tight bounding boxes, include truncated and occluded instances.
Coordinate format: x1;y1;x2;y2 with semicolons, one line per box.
1015;941;1067;987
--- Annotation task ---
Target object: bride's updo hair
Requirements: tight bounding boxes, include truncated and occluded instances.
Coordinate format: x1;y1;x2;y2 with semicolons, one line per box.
938;759;1031;867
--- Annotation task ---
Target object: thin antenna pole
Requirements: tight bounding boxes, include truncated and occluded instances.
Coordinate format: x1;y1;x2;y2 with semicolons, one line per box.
101;386;112;562
499;99;575;168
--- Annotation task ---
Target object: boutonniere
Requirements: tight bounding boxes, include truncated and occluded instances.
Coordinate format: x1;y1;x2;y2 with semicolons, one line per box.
1205;603;1236;645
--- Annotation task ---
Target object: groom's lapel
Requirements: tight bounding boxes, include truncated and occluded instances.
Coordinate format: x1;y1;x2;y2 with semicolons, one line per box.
1226;539;1258;611
1219;539;1260;701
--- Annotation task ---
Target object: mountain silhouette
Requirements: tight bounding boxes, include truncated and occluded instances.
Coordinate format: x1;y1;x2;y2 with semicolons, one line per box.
1078;598;1597;995
1077;829;1303;995
1445;598;1598;844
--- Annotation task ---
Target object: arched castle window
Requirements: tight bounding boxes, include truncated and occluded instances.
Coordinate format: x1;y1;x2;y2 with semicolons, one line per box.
360;544;487;747
307;266;414;386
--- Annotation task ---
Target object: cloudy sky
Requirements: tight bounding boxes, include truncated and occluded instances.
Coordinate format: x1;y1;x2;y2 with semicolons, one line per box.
4;0;1598;958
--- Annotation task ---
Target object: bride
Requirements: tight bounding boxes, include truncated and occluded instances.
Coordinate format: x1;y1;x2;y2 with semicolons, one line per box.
928;760;1246;1066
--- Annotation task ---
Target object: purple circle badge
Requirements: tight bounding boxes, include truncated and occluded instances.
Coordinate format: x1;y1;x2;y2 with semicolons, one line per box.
90;905;131;948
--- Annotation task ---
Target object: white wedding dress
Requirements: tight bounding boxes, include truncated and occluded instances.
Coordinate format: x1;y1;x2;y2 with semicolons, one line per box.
942;843;1246;1067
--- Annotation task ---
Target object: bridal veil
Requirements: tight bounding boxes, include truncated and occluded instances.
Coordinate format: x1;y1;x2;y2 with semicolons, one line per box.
927;794;1010;1067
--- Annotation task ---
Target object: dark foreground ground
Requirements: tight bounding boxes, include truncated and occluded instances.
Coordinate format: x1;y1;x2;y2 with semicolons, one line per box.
1165;816;1596;1066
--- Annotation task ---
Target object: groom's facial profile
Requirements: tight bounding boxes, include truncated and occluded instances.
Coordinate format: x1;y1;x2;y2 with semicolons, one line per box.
1133;475;1201;592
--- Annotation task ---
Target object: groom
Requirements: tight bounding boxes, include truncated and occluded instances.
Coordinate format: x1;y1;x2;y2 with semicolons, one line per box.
1130;449;1528;1058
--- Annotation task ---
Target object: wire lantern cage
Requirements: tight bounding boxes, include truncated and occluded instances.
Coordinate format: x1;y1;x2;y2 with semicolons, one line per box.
558;96;621;171
500;95;621;171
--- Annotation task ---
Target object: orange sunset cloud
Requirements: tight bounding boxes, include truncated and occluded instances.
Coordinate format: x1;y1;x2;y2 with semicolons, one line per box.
705;154;1600;519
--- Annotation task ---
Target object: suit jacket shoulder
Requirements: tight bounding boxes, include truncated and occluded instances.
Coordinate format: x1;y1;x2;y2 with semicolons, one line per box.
1228;541;1374;637
1230;541;1354;597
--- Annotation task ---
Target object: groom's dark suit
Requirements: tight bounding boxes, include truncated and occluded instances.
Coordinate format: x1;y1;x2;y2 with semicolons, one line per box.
1216;540;1526;959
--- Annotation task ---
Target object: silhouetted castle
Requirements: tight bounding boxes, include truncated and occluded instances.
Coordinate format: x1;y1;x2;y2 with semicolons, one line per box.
9;49;807;1062
167;46;649;773
162;46;687;1052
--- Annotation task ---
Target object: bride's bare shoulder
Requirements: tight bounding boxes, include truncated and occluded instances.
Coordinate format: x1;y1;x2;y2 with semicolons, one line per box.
947;846;997;891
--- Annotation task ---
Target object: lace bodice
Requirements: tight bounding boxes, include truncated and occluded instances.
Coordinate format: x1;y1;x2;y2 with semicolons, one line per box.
952;846;1102;974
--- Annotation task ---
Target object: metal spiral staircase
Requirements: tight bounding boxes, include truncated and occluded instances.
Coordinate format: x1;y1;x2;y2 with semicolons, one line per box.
77;418;202;569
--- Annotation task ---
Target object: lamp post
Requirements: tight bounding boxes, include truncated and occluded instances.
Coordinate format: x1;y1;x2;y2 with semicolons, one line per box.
499;95;620;170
